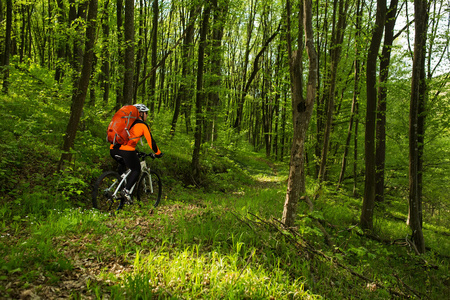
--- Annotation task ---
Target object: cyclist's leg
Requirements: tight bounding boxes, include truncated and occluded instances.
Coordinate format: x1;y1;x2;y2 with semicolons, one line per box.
120;150;141;191
110;148;127;175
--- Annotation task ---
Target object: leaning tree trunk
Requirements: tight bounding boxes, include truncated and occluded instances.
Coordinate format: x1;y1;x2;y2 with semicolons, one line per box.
282;0;317;227
59;0;98;169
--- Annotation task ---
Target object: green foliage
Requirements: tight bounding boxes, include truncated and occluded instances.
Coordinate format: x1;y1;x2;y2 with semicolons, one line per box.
0;59;449;299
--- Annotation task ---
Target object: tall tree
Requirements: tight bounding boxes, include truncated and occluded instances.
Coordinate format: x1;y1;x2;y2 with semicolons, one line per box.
99;0;111;105
408;0;428;254
1;0;12;93
337;0;363;192
116;0;125;107
317;0;349;183
375;0;398;202
204;0;229;145
282;0;317;226
54;0;67;82
170;7;197;135
123;0;135;105
59;0;98;168
360;0;386;231
233;0;258;132
192;3;211;178
149;0;159;113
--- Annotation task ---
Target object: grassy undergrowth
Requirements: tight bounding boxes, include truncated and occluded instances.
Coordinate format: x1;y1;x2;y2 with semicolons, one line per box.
0;63;449;299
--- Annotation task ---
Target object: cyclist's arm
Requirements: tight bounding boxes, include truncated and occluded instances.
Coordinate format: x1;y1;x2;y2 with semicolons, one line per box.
141;123;162;155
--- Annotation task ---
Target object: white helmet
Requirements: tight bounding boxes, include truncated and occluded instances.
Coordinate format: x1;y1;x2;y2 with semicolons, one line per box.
134;104;149;113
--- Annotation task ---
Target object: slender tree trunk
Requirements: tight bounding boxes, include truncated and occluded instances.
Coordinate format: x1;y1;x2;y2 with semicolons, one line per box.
133;0;145;103
171;7;197;135
123;0;135;105
360;0;386;232
116;0;124;107
149;0;159;113
100;0;111;105
233;0;257;132
282;0;317;227
408;0;428;254
318;0;349;182
192;3;211;178
376;0;398;202
204;0;228;145
54;0;66;82
2;0;12;93
59;0;98;168
338;0;362;190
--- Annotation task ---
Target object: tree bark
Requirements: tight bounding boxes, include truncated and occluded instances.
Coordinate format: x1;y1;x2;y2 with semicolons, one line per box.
170;8;196;135
59;0;98;168
149;0;159;113
204;0;228;145
1;0;12;93
233;0;257;132
337;0;362;190
116;0;124;107
318;0;349;183
192;3;211;178
408;0;428;254
360;0;386;232
375;0;398;202
123;0;135;105
282;0;317;227
100;0;111;105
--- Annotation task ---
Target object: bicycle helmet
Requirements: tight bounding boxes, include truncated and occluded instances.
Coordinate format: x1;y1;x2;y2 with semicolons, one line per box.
134;103;150;113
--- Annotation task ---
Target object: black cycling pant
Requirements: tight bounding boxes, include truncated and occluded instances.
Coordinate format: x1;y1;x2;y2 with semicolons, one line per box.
110;148;141;191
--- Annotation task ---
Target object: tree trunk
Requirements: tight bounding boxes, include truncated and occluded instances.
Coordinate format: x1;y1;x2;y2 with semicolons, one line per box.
375;0;398;202
123;0;135;105
133;0;145;103
171;7;197;135
149;0;159;113
360;0;386;232
233;0;257;132
337;0;362;191
59;0;98;168
318;0;349;183
100;0;111;105
116;0;124;107
54;0;66;82
2;0;12;93
204;0;228;145
408;0;428;254
192;3;211;178
282;0;317;227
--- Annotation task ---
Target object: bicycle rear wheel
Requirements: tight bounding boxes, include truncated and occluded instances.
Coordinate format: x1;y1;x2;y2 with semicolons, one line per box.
137;170;162;208
92;171;122;212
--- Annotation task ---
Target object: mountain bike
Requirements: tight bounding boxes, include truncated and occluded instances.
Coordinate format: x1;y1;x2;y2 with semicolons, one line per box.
92;151;162;212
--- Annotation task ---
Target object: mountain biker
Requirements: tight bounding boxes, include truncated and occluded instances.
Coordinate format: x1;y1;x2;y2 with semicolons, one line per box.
110;104;163;206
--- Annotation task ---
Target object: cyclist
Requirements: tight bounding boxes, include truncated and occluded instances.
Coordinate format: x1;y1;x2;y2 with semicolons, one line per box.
110;104;163;206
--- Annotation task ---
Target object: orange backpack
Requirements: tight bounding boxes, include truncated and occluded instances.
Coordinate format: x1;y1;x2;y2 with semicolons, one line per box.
106;105;140;145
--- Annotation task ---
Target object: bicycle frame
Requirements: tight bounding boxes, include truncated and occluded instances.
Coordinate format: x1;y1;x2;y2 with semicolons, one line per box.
107;159;153;199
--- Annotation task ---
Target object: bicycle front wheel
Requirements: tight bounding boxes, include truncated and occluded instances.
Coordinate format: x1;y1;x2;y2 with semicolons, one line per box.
92;171;122;212
137;170;162;208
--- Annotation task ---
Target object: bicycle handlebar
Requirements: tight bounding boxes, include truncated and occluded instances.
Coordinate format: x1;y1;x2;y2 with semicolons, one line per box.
136;151;163;160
